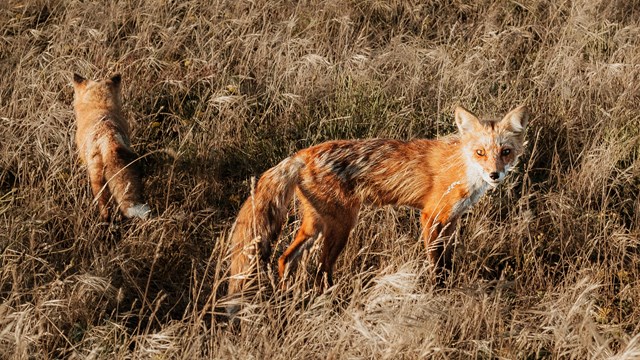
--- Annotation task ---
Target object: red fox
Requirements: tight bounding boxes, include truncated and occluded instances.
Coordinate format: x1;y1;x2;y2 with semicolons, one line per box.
72;73;151;221
227;105;528;302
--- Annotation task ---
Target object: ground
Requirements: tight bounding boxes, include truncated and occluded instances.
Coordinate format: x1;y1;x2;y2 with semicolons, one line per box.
0;0;639;358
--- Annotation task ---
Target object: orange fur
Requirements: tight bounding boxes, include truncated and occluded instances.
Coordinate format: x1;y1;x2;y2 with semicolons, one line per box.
227;105;528;309
72;73;151;221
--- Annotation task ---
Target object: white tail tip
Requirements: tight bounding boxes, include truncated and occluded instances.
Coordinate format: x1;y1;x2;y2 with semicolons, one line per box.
127;204;152;220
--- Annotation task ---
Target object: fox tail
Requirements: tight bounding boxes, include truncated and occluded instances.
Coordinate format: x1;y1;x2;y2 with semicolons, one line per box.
101;140;151;220
227;156;305;304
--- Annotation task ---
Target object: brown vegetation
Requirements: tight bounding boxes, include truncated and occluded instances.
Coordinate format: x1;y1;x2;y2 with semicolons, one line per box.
1;0;639;358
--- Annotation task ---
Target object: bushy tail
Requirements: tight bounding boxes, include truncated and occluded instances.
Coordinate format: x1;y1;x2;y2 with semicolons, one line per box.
102;141;151;220
227;156;305;299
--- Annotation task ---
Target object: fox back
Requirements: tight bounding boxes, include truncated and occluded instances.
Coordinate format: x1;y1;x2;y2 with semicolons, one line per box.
72;73;150;221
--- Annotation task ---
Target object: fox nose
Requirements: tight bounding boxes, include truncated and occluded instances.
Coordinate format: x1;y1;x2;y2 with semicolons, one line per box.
489;172;500;180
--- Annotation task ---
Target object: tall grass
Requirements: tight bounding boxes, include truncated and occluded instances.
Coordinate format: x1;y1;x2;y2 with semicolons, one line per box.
1;0;639;358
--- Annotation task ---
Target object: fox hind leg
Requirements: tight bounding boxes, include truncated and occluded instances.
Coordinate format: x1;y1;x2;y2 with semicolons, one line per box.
87;154;111;221
278;197;323;282
280;188;360;291
315;205;359;289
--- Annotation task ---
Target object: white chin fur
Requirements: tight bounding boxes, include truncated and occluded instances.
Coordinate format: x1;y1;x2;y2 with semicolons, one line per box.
127;204;151;219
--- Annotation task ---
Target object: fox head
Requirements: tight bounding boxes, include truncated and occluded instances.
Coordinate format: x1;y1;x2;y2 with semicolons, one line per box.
455;105;529;188
72;73;122;110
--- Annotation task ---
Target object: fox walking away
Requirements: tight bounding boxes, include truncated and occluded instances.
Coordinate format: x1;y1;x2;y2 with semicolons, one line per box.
72;73;151;221
228;105;529;310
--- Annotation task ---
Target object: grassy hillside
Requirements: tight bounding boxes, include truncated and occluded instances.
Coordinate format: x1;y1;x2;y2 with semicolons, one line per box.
1;0;639;358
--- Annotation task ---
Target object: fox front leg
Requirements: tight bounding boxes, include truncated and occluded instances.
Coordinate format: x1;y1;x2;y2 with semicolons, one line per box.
420;212;456;286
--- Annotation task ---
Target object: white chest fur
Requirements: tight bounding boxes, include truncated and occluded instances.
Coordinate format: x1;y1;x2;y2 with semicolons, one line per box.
450;156;490;219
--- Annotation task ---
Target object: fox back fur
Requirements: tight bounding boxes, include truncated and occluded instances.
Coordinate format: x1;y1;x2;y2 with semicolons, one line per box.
72;73;150;221
227;105;529;303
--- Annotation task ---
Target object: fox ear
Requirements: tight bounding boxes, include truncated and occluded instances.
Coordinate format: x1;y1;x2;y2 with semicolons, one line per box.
500;105;529;134
455;106;482;135
72;73;86;86
110;73;122;86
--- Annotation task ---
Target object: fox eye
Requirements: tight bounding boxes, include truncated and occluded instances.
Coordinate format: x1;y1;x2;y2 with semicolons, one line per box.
476;149;485;156
501;148;511;156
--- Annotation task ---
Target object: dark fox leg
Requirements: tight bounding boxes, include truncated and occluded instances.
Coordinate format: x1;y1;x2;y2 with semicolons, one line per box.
315;206;359;290
421;213;457;286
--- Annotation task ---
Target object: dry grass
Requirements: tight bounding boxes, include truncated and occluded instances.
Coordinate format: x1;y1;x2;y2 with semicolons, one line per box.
1;0;639;358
